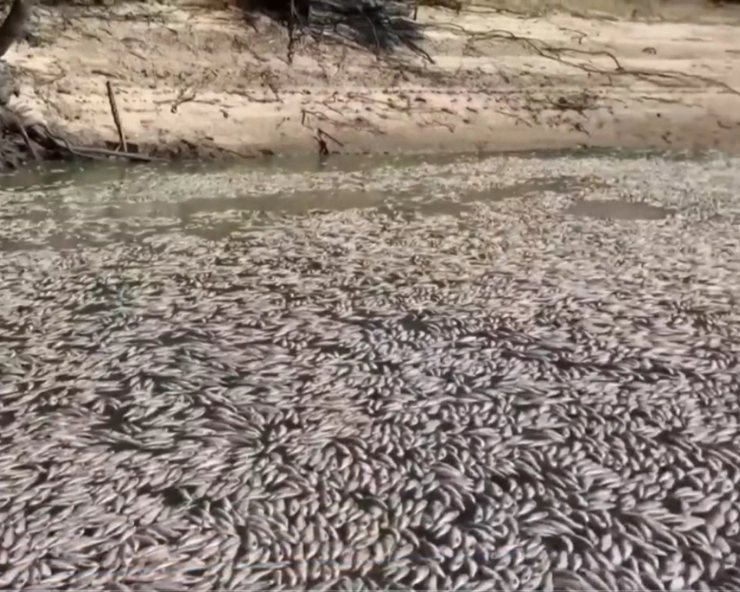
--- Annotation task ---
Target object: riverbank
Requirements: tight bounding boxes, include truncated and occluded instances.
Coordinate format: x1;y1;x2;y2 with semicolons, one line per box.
5;0;740;158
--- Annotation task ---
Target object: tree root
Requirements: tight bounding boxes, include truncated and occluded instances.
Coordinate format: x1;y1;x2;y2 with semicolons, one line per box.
0;106;166;171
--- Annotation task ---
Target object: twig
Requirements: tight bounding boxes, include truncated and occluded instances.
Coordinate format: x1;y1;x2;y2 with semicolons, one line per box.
105;80;127;153
0;109;38;160
17;123;37;160
27;123;165;163
9;117;38;161
316;134;329;156
168;87;197;114
230;90;280;104
303;115;348;153
261;72;281;102
301;108;330;126
403;37;435;65
318;127;344;148
71;147;165;162
717;120;740;130
287;0;298;65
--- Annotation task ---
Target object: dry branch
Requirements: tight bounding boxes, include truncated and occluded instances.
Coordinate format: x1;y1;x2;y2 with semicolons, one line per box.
105;79;127;152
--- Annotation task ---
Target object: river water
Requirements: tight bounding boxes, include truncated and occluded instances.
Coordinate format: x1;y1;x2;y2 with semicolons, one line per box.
0;149;701;249
1;150;740;590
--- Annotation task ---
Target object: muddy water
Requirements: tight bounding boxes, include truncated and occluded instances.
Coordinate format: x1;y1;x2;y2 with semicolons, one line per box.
564;199;674;220
0;149;697;252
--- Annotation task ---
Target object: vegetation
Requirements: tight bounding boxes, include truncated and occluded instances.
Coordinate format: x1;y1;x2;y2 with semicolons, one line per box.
236;0;428;57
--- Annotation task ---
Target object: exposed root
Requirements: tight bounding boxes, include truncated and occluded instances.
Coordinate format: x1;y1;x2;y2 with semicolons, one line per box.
434;23;740;97
0;104;165;171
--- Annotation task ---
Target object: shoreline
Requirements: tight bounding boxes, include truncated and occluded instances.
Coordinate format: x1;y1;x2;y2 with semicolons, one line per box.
4;2;740;160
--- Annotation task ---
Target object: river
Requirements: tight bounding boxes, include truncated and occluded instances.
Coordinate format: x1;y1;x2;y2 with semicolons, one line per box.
0;149;739;590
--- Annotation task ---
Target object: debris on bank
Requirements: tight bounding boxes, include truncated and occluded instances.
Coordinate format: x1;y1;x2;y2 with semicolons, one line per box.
1;0;740;168
247;0;430;60
0;0;175;169
0;0;433;169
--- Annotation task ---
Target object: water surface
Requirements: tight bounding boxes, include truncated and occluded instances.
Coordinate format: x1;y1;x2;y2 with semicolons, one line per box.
0;148;731;251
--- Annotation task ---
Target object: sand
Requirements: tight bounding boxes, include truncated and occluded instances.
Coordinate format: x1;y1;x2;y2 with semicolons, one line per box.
4;0;740;156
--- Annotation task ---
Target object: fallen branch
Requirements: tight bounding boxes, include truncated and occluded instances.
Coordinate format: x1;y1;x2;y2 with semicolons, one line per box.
316;133;329;156
27;122;166;163
318;127;344;149
0;109;38;160
69;146;163;162
105;79;127;152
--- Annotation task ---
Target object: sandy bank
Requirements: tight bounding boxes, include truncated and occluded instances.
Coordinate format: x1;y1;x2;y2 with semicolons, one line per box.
5;1;740;157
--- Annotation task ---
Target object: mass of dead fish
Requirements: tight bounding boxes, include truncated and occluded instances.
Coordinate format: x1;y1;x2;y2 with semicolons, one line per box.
1;152;740;590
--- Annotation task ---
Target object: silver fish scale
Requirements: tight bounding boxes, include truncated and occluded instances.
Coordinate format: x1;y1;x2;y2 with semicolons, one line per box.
3;155;740;589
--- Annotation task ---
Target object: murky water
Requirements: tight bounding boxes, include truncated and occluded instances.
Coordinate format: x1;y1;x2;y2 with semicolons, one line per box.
564;199;675;220
0;148;709;251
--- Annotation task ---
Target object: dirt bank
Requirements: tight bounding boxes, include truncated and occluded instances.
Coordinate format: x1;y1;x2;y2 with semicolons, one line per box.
4;0;740;158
